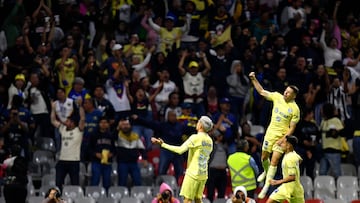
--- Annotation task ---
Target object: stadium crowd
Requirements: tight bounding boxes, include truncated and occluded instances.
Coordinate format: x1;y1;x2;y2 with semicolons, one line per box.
0;0;360;202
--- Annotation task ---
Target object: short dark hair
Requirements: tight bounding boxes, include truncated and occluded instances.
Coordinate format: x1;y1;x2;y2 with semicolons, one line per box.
236;139;249;152
286;135;298;147
289;85;299;95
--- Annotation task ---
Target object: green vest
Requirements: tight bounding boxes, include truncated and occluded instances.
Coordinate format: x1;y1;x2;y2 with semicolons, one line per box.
227;152;257;191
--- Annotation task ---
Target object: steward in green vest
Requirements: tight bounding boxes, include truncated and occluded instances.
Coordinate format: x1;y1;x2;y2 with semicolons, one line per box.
227;139;259;198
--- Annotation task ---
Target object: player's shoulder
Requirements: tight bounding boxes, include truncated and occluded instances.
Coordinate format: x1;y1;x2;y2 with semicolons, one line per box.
286;151;302;162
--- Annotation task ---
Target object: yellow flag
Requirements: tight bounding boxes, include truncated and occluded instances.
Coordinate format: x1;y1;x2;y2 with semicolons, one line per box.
213;25;232;47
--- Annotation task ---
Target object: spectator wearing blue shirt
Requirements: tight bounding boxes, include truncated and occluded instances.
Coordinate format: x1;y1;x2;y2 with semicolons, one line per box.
89;116;116;191
82;97;103;162
132;110;194;180
213;97;239;155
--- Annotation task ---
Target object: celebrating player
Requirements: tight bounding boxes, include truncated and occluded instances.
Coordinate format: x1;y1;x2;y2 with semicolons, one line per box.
248;72;300;198
151;116;214;203
267;135;304;203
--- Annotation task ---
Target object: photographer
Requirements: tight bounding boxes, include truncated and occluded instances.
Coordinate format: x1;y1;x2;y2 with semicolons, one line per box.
0;105;30;159
226;186;256;203
152;182;180;203
42;187;65;203
3;145;28;203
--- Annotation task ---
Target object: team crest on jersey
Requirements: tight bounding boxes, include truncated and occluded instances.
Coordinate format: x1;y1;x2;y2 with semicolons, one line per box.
274;107;278;113
264;140;269;149
288;108;292;113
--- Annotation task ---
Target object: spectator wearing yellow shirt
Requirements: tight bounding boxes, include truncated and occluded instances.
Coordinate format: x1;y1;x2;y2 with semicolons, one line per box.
54;47;79;96
123;34;145;62
148;12;191;55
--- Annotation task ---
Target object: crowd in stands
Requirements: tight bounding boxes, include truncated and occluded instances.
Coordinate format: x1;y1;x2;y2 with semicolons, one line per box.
0;0;360;201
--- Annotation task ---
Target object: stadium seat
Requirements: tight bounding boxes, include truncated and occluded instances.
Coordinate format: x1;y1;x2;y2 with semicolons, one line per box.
300;175;314;199
108;186;129;200
35;137;56;152
341;163;357;176
337;175;358;190
28;196;45;203
324;198;346;203
255;197;269;203
73;196;96;203
27;183;36;197
62;185;84;199
32;150;56;176
313;188;336;200
155;174;179;192
41;174;56;186
213;198;228;203
337;188;359;202
120;197;142;203
139;162;155;186
33;150;55;165
130;186;153;200
305;199;324;203
97;197;119;203
202;198;211;203
352;200;360;203
314;175;336;193
85;186;107;200
250;124;265;136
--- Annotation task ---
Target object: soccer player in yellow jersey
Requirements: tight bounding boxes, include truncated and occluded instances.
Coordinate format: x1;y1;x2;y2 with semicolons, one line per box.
248;72;300;199
151;116;214;203
267;135;304;203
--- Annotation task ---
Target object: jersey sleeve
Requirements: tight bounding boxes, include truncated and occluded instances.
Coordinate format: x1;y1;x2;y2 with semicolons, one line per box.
291;105;301;124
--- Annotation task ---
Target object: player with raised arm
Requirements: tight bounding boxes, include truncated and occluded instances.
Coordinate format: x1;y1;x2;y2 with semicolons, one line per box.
151;116;213;203
248;72;300;199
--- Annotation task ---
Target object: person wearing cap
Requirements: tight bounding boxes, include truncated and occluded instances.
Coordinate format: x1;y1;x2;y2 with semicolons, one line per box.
226;185;256;203
177;102;198;129
318;103;344;178
101;43;126;79
7;73;27;109
104;53;132;124
212;97;239;154
266;135;304;203
148;11;191;55
227;139;259;198
249;72;300;199
152;116;214;203
178;49;211;117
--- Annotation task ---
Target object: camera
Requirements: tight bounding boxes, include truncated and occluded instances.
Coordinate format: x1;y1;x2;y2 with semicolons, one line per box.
54;191;61;199
235;193;241;199
2;56;9;64
161;192;170;199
